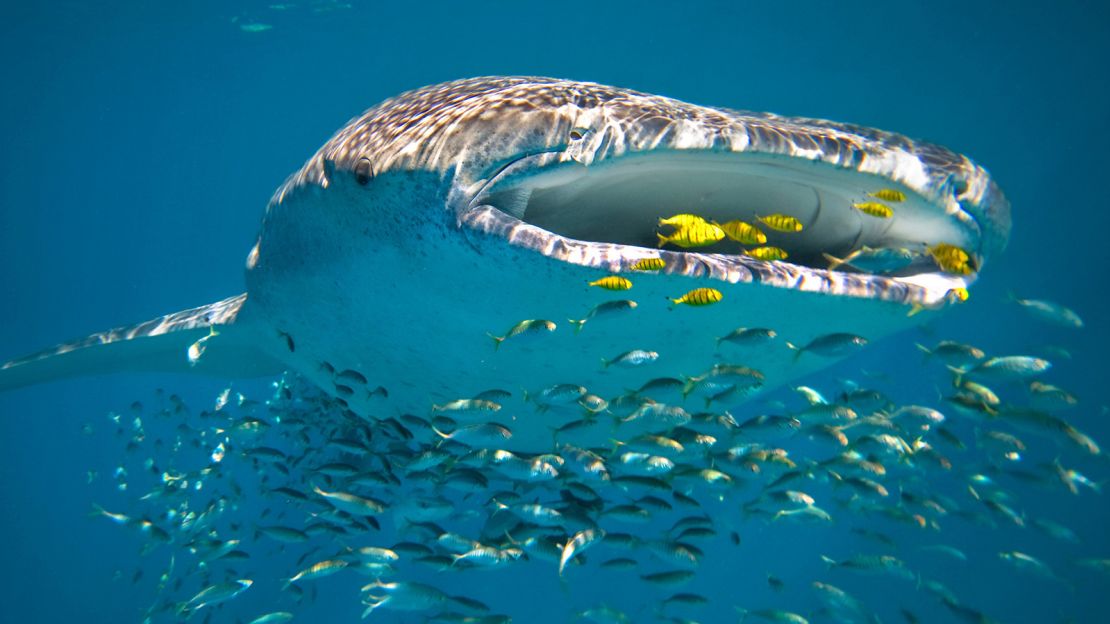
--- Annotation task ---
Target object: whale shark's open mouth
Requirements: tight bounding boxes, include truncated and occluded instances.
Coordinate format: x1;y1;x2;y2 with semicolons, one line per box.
467;150;981;305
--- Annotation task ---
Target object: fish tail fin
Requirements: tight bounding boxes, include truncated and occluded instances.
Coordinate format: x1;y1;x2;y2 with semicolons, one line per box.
734;607;749;623
360;597;384;619
569;319;586;334
656;232;668;248
822;252;848;271
0;294;283;393
820;554;837;568
945;365;966;387
600;357;610;369
487;333;504;351
786;342;803;363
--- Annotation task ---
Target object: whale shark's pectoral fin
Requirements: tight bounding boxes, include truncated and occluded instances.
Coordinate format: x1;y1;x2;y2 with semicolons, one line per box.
0;294;284;391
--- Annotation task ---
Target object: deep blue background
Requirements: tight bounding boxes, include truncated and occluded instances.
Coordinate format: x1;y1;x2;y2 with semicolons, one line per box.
1;1;1108;622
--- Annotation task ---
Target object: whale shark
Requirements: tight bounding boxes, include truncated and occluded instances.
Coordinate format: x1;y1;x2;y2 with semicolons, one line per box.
0;77;1010;451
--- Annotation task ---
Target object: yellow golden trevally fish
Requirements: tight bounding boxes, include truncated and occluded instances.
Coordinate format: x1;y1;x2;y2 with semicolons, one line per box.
671;288;723;306
657;213;707;229
948;287;970;303
715;220;766;245
629;257;665;271
656;221;725;248
926;243;975;275
852;201;894;219
868;188;907;202
744;246;789;261
588;276;633;290
756;214;803;232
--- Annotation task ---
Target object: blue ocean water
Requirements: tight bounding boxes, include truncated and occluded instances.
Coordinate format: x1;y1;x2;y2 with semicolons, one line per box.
1;1;1109;622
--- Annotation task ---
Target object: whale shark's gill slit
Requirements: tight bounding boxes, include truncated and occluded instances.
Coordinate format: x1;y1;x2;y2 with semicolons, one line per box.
482;151;979;279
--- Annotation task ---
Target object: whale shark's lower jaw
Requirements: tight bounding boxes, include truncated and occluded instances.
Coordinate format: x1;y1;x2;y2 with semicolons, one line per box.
461;150;987;307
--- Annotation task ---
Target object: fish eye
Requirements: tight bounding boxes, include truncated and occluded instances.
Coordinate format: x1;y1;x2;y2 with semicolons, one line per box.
568;127;590;141
354;157;374;185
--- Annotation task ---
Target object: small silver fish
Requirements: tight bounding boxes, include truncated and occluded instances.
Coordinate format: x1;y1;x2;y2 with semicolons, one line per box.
488;319;556;350
917;340;986;367
360;580;449;617
716;327;777;349
616;452;674;476
430;398;502;415
431;422;513;448
956;355;1051;381
283;559;349;589
822;246;918;274
820;554;914;581
312;486;385;516
526;383;587;410
602;349;659;369
559;528;605;575
569;300;637;333
179;579;253;615
788;333;868;361
1008;293;1084;328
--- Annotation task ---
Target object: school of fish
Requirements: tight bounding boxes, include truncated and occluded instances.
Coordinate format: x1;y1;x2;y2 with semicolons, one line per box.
79;208;1103;623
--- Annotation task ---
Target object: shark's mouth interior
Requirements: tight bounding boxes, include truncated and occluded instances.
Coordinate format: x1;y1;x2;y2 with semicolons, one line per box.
479;151;979;282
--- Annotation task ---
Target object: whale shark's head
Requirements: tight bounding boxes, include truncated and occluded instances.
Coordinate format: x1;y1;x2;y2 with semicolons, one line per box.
244;77;1011;450
266;76;1009;308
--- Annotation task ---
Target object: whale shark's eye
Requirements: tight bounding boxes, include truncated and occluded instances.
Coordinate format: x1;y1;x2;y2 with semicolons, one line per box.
568;127;592;142
355;157;374;185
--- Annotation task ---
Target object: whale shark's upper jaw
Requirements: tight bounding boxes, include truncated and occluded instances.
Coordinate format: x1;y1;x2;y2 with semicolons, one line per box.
460;141;1007;308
